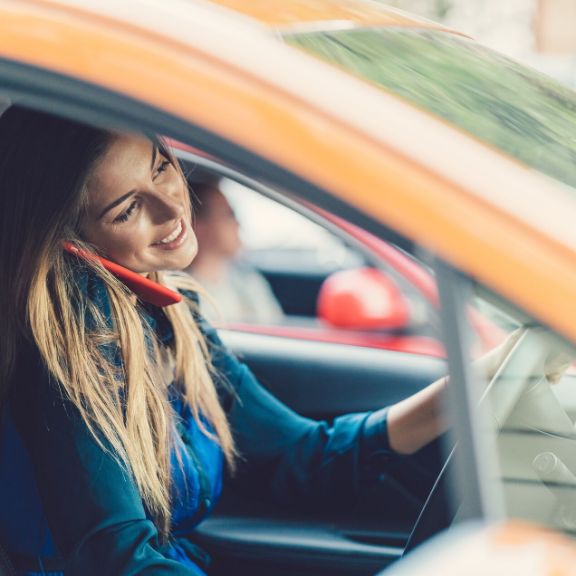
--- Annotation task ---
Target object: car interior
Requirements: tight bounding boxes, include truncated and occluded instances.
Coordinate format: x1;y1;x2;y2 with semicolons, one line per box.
181;148;433;336
404;286;576;557
3;68;575;576
472;290;576;538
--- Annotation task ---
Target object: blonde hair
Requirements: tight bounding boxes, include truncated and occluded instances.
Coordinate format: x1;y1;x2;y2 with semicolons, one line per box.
0;107;235;538
27;254;235;537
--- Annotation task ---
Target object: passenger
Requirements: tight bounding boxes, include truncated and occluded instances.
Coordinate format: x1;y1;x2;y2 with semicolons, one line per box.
186;176;284;324
0;106;501;575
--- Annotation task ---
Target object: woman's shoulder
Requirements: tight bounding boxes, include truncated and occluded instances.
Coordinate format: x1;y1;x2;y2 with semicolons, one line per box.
164;272;201;302
178;288;200;307
66;259;114;320
165;272;212;328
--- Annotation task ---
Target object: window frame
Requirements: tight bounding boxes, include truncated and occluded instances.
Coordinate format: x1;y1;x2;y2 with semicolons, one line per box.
434;260;506;524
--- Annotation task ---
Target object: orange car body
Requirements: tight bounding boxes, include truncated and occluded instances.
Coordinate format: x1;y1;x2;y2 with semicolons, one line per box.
2;1;576;573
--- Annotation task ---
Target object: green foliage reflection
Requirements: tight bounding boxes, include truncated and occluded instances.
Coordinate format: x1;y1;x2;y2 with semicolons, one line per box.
287;29;576;190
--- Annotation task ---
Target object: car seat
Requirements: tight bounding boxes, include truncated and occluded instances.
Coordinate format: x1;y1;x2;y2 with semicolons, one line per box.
0;543;15;576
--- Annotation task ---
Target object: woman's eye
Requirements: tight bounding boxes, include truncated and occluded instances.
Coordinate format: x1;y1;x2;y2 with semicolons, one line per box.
154;159;172;178
113;200;139;224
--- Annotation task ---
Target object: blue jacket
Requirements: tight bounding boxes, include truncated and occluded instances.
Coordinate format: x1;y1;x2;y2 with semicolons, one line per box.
0;272;440;575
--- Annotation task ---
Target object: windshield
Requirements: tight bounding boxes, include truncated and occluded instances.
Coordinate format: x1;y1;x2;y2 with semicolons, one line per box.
459;282;576;536
286;28;576;192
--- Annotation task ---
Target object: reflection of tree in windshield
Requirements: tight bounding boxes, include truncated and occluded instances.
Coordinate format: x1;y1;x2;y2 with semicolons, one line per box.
287;29;576;191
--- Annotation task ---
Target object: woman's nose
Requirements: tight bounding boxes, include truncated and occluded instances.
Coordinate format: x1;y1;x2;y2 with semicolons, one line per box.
150;191;184;223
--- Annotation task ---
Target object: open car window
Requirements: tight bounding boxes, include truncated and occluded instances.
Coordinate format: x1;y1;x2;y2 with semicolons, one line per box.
178;149;438;350
199;177;364;323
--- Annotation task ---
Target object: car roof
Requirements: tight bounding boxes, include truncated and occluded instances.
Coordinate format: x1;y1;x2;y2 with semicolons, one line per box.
2;0;576;342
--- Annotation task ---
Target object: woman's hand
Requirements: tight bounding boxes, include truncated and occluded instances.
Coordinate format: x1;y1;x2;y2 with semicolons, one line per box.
474;327;525;382
544;350;572;385
386;331;524;455
475;327;571;386
387;328;572;456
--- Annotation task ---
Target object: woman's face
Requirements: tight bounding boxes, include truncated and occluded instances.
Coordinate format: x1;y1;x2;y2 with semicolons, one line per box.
80;134;197;274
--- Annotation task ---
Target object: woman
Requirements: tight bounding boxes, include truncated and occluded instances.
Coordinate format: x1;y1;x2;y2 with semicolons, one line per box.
0;105;450;575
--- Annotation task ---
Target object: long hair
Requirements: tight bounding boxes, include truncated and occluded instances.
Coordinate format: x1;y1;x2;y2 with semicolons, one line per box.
0;106;235;537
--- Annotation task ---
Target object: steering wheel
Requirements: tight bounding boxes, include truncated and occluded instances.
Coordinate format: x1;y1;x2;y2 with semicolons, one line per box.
403;327;571;554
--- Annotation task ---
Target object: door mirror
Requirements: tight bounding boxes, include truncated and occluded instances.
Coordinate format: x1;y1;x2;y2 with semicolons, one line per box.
317;267;411;330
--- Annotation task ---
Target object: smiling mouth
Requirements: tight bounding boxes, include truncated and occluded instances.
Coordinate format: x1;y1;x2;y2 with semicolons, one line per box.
153;219;187;249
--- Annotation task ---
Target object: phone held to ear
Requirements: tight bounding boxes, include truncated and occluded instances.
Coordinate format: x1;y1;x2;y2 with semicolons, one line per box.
63;242;182;307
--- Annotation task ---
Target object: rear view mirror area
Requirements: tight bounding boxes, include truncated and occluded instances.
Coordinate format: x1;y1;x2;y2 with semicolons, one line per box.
317;267;411;331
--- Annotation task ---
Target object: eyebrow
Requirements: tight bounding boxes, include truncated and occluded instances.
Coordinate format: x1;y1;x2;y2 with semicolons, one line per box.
97;145;159;219
97;191;136;219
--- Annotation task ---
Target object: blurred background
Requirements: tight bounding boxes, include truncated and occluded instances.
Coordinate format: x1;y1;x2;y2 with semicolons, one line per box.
385;0;576;87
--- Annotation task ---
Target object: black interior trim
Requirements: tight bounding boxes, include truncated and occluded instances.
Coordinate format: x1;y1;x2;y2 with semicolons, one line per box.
219;330;447;416
195;516;401;573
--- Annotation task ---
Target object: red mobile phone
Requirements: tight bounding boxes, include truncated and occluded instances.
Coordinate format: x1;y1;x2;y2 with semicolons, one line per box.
63;242;182;307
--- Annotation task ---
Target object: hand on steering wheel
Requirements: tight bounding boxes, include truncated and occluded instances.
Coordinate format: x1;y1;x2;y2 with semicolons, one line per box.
404;326;572;555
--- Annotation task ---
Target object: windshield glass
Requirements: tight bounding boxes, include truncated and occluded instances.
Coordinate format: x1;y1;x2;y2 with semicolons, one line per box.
461;283;576;536
286;28;576;192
